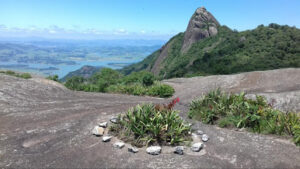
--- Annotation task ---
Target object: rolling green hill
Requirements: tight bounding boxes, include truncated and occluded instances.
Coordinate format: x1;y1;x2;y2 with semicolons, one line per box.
121;8;300;79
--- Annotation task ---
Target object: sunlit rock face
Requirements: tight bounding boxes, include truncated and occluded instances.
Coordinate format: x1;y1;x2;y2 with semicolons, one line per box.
181;7;220;53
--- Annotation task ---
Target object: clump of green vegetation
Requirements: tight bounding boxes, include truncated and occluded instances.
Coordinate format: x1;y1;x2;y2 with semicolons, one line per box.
64;68;175;98
110;98;191;147
188;89;300;146
106;82;174;98
46;75;59;82
0;70;32;79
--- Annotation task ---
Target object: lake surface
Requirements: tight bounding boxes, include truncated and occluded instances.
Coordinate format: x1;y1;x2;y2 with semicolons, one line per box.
0;40;162;78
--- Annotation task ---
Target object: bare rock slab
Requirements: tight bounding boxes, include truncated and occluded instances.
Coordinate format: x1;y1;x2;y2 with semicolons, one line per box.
191;143;203;152
92;126;104;136
146;146;161;155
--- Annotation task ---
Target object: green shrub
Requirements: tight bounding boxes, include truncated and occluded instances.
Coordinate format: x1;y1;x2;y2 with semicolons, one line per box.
18;73;32;79
90;68;122;92
46;75;59;82
65;76;85;90
109;103;191;147
147;83;175;98
5;70;16;75
142;73;155;86
63;68;174;98
188;89;300;146
0;70;32;79
132;84;147;95
120;71;156;85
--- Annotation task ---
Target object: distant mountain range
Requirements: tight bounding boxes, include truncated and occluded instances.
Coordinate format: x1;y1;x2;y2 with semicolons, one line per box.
60;65;103;81
120;7;300;79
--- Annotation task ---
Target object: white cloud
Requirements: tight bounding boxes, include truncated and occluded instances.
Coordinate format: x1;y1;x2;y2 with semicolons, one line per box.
48;30;57;34
113;28;128;35
0;24;175;40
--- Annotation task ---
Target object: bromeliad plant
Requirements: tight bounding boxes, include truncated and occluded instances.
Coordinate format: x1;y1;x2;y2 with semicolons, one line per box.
188;89;300;146
109;98;191;147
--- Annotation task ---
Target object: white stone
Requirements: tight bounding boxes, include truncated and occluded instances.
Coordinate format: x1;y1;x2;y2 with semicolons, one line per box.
192;133;198;138
92;126;104;136
128;147;139;153
110;117;118;124
146;146;161;155
102;136;112;142
196;130;204;135
99;122;108;128
113;142;125;149
191;142;203;152
202;134;209;142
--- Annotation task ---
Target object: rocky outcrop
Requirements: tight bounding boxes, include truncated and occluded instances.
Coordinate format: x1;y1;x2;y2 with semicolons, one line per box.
148;7;220;75
181;7;220;53
1;69;300;168
164;68;300;113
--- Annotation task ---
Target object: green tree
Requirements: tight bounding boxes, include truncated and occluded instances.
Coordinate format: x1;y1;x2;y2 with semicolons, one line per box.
65;76;85;90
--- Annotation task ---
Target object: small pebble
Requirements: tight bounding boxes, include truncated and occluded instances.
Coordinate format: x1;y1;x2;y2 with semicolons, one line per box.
202;134;209;142
191;142;203;152
196;130;204;135
174;146;184;155
146;146;161;155
92;126;104;136
110;117;118;124
102;136;112;142
99;122;108;128
113;142;125;149
128;147;139;153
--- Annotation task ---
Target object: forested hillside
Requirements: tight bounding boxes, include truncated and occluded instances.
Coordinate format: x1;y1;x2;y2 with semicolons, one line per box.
121;24;300;79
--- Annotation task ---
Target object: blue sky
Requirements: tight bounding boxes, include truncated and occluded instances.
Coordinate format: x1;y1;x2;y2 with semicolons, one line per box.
0;0;299;40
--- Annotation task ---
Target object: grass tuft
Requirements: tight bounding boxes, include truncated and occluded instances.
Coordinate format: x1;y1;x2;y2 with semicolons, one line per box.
110;99;191;147
188;89;300;146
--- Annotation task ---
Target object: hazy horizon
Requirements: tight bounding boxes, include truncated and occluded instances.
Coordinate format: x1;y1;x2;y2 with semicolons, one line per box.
1;0;300;40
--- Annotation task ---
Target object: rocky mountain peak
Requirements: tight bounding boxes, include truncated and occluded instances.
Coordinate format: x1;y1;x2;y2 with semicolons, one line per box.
181;7;220;53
